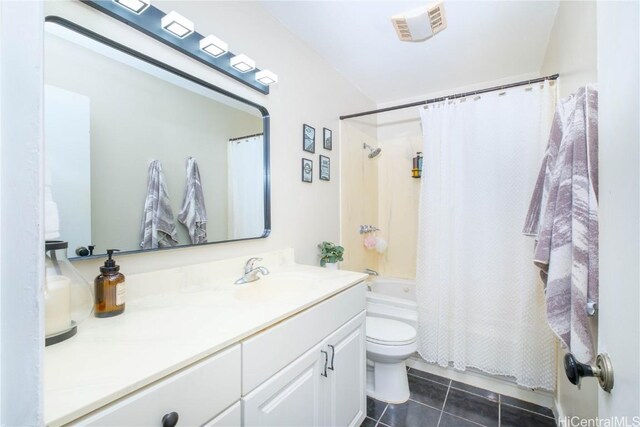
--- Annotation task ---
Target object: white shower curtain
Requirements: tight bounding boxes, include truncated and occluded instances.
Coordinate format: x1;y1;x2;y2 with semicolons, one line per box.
228;135;265;239
416;82;557;390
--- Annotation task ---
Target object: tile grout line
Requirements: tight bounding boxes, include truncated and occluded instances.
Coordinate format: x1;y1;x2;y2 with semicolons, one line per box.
436;379;452;427
407;372;452;388
448;384;500;402
500;402;556;419
377;402;389;424
440;410;490;427
407;398;448;412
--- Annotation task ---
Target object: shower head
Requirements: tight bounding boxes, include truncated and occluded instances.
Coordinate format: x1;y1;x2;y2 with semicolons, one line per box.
363;143;382;159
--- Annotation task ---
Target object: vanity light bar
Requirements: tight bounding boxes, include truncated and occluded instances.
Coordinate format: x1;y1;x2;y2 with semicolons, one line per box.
230;54;256;73
255;70;278;86
82;1;277;93
200;35;228;58
113;0;150;14
161;11;194;39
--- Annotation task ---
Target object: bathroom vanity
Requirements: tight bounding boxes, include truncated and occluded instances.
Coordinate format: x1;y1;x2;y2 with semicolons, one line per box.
44;249;367;426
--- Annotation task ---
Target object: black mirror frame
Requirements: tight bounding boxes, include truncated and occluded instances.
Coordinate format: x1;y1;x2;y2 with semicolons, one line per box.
45;16;271;259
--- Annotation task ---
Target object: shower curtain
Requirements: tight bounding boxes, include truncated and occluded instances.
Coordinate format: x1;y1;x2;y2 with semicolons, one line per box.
228;135;265;239
416;82;557;390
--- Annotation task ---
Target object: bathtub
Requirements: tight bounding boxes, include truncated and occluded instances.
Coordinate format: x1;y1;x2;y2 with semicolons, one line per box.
366;277;418;329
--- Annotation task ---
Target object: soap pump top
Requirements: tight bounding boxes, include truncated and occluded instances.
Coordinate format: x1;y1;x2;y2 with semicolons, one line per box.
100;249;121;274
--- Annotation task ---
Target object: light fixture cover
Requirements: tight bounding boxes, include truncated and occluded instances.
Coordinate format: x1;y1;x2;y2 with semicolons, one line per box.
161;11;194;39
255;70;278;86
113;0;150;14
230;54;256;73
199;35;228;58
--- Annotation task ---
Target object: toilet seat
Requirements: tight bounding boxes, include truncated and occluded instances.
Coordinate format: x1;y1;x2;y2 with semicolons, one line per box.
366;316;416;346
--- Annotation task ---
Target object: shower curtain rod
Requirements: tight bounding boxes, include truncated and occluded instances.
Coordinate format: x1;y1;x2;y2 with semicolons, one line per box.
229;132;264;142
339;73;559;120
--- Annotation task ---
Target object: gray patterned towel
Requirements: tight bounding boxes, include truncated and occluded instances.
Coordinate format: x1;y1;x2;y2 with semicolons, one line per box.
178;157;208;244
140;160;179;249
523;85;598;363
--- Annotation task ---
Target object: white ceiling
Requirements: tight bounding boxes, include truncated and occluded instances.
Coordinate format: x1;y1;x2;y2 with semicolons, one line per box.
261;1;559;104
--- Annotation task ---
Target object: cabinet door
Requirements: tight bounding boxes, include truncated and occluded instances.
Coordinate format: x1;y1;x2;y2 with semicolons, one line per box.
204;401;241;427
243;342;326;427
324;312;366;427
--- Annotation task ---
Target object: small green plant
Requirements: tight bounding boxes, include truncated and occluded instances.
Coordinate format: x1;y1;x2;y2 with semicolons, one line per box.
318;241;344;267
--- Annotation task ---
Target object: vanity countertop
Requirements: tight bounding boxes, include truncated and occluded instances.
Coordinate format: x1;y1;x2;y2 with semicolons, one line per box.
44;249;367;426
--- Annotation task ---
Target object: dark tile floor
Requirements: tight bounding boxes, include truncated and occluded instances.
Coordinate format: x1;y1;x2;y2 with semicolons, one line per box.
362;367;556;427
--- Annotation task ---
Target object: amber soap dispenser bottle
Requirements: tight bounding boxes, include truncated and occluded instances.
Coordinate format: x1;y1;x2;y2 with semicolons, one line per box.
94;249;125;318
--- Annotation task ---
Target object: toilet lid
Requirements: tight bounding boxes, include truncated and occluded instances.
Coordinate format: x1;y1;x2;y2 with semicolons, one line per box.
366;316;416;346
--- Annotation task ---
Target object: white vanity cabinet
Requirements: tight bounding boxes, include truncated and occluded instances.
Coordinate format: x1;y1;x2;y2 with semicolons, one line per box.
323;312;367;427
242;341;327;426
242;283;366;427
63;281;366;427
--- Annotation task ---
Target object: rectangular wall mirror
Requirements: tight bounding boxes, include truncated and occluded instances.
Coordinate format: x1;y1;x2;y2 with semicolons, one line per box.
44;18;270;258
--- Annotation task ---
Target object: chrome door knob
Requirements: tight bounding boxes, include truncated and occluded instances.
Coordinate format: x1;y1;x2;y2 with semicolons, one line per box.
564;353;614;392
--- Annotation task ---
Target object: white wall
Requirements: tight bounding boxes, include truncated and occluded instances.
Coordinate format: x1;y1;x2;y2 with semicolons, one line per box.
540;1;597;99
0;1;44;424
597;0;639;419
45;32;262;251
540;1;599;420
41;0;375;279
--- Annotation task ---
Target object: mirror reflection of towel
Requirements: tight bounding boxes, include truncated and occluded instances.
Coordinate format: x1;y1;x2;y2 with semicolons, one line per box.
140;160;179;249
178;157;208;244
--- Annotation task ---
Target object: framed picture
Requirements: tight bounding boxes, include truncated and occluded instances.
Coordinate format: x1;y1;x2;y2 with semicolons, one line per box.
319;155;330;181
323;128;332;150
302;158;313;183
303;124;315;153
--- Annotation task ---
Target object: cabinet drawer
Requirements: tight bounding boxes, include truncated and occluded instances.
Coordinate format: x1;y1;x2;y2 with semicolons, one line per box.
242;282;365;394
74;345;241;426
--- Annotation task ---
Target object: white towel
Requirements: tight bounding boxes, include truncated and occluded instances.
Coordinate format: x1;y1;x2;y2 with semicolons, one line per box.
140;160;179;249
523;85;599;363
178;157;208;244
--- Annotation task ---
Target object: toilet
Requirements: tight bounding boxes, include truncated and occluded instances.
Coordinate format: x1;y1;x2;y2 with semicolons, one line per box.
366;316;417;403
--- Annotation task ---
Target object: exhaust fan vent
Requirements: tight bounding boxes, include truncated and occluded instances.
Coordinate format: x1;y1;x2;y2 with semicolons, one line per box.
391;2;447;42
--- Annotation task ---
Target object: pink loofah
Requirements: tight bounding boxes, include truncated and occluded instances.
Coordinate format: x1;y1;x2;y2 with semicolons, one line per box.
363;235;377;249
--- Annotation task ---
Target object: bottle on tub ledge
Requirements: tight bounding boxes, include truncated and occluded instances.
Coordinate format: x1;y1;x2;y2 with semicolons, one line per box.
94;249;126;318
411;152;423;178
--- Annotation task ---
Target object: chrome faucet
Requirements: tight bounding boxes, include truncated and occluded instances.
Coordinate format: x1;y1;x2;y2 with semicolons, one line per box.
364;268;379;276
235;257;270;284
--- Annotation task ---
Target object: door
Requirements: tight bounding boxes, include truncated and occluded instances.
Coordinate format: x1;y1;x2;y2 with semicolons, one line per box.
596;1;640;419
44;84;92;251
324;312;366;427
243;342;326;427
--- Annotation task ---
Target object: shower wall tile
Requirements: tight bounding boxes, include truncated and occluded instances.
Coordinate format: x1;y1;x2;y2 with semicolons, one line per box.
376;112;423;280
340;118;379;273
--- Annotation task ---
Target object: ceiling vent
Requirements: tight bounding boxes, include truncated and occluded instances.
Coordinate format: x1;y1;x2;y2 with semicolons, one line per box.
391;2;447;42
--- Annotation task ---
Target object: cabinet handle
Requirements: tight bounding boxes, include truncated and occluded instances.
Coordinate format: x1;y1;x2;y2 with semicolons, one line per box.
327;345;335;371
161;411;179;427
320;350;328;377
